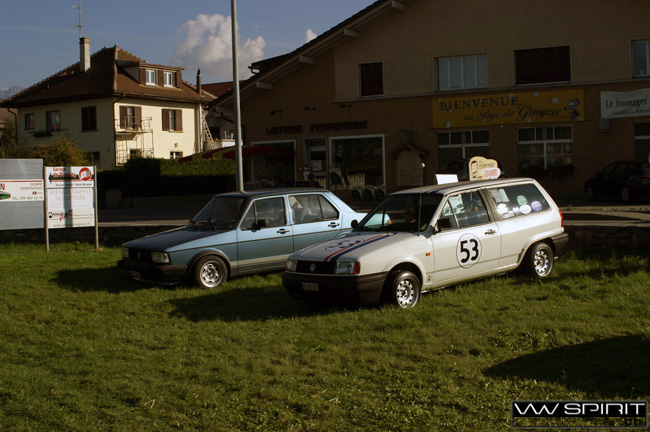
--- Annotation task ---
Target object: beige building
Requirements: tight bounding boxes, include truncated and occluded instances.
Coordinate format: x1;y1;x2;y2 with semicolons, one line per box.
1;38;214;169
212;0;650;200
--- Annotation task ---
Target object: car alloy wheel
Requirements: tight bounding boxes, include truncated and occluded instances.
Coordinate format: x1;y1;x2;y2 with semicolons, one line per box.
194;256;226;289
529;242;554;277
387;271;421;308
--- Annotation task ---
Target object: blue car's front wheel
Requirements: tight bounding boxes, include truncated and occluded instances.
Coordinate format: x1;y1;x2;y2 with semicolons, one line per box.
193;256;227;289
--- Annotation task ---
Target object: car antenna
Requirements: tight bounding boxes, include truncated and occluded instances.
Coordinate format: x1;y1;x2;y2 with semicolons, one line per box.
416;162;425;235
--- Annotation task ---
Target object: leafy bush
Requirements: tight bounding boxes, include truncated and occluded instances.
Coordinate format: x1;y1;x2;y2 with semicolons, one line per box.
31;133;89;166
98;157;235;198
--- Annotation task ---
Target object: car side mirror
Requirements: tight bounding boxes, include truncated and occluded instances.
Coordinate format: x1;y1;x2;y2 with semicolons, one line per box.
435;217;452;233
351;219;359;229
255;219;267;230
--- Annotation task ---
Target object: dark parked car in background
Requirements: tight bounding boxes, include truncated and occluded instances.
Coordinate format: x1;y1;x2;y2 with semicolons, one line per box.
584;161;650;203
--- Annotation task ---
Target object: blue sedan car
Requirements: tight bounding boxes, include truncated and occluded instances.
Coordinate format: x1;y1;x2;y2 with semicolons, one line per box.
118;189;366;288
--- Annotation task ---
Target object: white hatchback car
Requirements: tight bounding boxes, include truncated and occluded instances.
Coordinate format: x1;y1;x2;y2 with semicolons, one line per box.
283;178;568;308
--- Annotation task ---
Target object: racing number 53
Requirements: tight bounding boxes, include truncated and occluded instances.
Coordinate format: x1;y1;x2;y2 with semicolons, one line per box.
457;234;482;268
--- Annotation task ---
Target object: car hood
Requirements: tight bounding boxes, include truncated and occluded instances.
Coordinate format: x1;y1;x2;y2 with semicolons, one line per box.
122;226;227;250
291;231;420;262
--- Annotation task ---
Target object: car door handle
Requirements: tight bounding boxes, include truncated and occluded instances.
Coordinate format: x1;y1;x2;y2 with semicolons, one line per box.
328;222;340;228
277;228;290;234
485;229;497;235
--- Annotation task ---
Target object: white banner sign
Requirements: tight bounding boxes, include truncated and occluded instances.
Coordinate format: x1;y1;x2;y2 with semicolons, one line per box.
46;166;95;188
0;179;44;202
47;187;95;212
47;208;95;229
601;89;650;119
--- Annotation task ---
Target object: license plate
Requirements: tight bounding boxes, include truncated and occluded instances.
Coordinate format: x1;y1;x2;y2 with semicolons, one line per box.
302;282;319;292
130;271;141;278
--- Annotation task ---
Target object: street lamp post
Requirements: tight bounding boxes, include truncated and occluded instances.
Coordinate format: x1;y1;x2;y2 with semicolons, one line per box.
231;0;244;191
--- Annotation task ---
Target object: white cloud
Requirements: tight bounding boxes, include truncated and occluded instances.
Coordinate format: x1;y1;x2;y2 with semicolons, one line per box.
305;29;318;43
173;13;265;82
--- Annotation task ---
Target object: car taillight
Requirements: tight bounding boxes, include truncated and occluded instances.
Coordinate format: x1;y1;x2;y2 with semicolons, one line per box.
559;209;564;228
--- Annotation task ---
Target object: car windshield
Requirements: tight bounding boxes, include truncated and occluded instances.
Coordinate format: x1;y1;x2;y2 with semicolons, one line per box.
355;193;443;232
189;196;248;230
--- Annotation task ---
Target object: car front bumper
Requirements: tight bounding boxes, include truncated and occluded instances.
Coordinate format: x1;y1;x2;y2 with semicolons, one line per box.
117;259;187;284
282;271;388;305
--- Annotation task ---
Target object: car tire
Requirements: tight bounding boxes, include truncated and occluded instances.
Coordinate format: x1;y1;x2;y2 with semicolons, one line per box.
585;186;597;201
384;271;421;308
621;186;633;204
193;256;227;289
526;242;554;278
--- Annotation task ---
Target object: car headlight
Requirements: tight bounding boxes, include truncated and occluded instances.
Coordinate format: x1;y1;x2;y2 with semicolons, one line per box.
151;251;170;264
121;247;129;259
335;261;360;275
286;259;297;272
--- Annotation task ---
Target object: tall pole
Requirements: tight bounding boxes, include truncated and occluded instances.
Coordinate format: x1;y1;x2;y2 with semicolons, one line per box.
231;0;244;191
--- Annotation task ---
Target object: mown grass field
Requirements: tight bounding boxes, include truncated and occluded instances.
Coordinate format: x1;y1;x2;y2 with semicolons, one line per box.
0;243;648;431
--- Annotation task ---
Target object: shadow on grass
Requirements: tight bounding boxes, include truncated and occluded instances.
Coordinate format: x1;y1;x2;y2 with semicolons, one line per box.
485;335;650;398
55;267;176;293
168;287;367;322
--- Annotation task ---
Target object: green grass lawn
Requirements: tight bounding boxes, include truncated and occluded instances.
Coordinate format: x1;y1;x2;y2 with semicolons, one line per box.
0;243;648;431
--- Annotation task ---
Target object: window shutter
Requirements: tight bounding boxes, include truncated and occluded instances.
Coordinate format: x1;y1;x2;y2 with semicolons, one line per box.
139;68;146;84
158;70;164;86
120;106;127;128
135;107;142;130
175;71;181;87
175;110;183;131
162;109;170;131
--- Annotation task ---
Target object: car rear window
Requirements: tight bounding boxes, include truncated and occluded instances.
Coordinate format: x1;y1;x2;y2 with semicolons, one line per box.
487;183;550;220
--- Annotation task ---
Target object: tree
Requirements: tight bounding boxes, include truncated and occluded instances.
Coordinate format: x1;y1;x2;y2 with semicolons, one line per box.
0;118;32;159
31;133;89;166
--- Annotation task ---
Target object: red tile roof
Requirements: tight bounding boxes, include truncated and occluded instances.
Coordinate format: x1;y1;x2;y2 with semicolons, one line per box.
1;46;214;108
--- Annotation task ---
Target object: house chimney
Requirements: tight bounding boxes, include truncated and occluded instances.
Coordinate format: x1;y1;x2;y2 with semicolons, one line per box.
196;69;202;95
80;37;90;73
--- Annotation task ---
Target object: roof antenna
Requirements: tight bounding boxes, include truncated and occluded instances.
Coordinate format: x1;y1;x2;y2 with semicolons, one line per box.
416;162;425;235
73;0;82;38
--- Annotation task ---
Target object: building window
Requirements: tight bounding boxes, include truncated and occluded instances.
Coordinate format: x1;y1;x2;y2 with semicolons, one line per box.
359;62;383;97
331;136;384;187
24;113;34;130
634;123;650;160
146;69;157;85
170;151;183;159
517;126;573;178
81;106;97;131
129;149;143;159
515;46;571;85
164;71;175;87
162;109;182;131
437;54;488;91
120;106;141;130
633;40;650;77
87;151;101;165
438;130;490;171
46;111;61;133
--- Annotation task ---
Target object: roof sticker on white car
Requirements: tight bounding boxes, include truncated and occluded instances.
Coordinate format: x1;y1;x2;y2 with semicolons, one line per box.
324;232;396;262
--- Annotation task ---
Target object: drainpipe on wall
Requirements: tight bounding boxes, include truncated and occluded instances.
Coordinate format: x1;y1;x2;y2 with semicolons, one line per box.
196;69;203;153
112;93;125;168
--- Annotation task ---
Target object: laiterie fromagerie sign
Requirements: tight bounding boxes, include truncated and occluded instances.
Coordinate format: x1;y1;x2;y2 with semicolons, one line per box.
433;90;584;128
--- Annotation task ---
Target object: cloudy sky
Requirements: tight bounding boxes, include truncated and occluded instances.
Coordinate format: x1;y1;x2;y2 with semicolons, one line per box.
0;0;376;91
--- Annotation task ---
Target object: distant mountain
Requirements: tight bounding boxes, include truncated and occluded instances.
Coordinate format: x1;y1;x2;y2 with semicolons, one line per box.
0;86;24;99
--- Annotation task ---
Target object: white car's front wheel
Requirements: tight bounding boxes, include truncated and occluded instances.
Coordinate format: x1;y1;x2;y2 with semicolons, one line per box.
385;271;421;308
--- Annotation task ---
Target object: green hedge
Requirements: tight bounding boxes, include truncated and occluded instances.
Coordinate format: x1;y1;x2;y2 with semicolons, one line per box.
98;158;235;198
